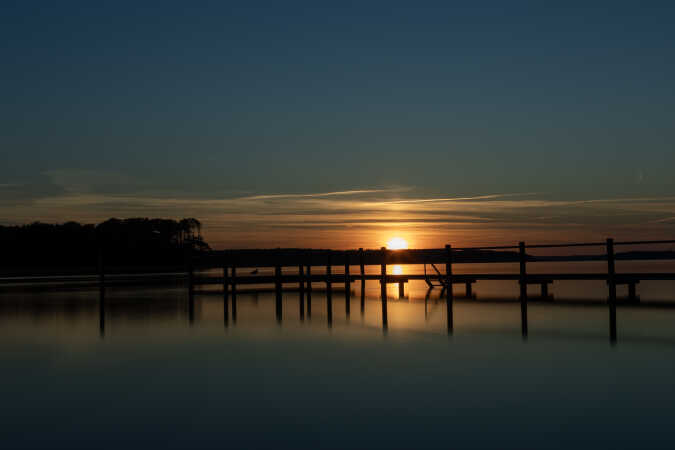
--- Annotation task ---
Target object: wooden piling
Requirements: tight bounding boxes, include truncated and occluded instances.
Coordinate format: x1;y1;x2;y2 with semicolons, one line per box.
628;281;639;302
187;247;194;297
465;282;472;298
223;263;229;301
98;246;105;297
541;283;548;298
275;264;282;323
380;247;387;329
299;264;305;293
519;241;528;337
306;264;312;317
231;265;237;322
359;248;365;314
445;244;453;334
299;264;305;320
345;253;351;316
98;292;105;338
98;245;105;338
607;238;617;343
398;281;405;298
223;264;229;325
519;242;527;300
326;251;332;325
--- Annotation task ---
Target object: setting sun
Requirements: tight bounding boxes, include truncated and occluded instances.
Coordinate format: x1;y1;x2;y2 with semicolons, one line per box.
386;237;408;250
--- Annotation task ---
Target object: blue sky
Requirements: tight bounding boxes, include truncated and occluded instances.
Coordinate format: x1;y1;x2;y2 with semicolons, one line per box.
2;1;674;247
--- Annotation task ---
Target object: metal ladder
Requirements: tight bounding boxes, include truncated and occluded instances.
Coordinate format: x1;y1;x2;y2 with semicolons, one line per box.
424;262;447;288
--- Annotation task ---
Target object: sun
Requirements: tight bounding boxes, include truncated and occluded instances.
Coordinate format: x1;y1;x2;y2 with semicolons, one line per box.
386;237;408;250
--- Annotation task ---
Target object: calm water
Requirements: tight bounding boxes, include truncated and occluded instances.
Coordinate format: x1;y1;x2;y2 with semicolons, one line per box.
2;263;675;449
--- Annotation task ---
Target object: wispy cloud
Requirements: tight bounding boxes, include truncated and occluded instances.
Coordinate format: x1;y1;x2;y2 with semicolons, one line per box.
237;188;408;201
650;216;675;224
379;193;538;205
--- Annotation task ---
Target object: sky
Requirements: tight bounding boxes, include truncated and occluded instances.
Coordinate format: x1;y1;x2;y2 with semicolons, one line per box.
2;1;675;248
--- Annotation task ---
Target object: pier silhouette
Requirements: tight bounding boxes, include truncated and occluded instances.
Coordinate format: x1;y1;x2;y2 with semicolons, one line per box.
188;238;675;344
3;237;675;344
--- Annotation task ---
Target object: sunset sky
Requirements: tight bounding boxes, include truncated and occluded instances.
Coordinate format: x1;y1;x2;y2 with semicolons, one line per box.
2;1;675;248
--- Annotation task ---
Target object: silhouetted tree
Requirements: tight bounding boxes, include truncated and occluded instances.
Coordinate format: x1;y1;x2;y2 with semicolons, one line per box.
0;218;210;271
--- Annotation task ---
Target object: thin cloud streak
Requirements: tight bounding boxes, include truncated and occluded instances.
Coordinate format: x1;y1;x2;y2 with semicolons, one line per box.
381;193;539;205
237;188;407;201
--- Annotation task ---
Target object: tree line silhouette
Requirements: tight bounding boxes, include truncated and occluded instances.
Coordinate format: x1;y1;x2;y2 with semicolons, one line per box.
0;218;210;271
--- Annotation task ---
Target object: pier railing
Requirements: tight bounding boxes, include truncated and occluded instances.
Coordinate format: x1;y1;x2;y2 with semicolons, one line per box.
191;239;675;298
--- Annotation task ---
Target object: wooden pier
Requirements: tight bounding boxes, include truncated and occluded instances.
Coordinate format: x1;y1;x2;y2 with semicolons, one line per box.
190;238;675;343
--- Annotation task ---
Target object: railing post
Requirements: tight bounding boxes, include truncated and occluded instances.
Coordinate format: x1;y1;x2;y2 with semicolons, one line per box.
187;246;194;297
519;241;528;337
326;251;332;325
345;251;351;316
98;246;105;338
97;236;105;337
223;256;229;325
231;265;237;322
359;248;365;314
298;262;304;294
607;238;617;343
380;247;387;329
299;263;305;320
98;245;105;298
99;294;105;338
275;263;282;323
519;242;527;300
223;259;229;302
306;261;312;317
187;245;194;325
445;244;453;334
628;282;637;302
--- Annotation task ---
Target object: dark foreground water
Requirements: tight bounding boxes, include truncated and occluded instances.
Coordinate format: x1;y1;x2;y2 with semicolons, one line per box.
2;273;675;449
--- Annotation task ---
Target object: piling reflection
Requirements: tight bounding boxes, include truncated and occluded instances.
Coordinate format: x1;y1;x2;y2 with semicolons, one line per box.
99;290;105;338
188;291;195;325
3;281;675;345
3;291;675;450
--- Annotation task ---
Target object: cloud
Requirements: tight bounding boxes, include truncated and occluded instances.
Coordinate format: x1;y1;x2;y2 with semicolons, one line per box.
236;188;408;201
379;193;539;205
650;216;675;224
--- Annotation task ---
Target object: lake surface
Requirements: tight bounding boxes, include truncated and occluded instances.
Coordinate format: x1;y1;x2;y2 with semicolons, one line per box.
2;263;675;449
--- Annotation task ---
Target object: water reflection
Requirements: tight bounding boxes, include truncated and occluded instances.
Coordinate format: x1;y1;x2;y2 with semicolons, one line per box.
3;281;675;346
3;276;675;450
